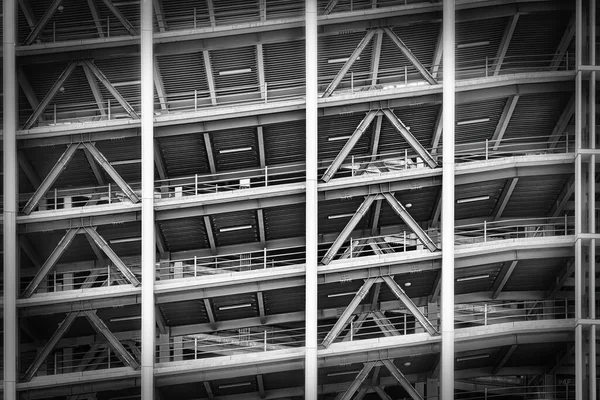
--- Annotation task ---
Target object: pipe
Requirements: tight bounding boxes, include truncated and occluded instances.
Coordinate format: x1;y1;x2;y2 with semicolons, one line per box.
305;0;318;398
141;0;155;398
440;0;455;399
3;0;18;398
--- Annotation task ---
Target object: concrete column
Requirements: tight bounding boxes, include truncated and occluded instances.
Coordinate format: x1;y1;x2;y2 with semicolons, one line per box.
440;0;455;399
3;0;18;398
305;0;318;398
141;0;156;399
589;0;597;396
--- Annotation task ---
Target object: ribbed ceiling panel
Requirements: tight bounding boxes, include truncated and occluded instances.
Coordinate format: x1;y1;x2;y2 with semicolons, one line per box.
212;293;258;321
455;264;501;295
159;217;208;252
505;12;571;72
212;211;258;247
94;0;142;37
318;197;371;235
213;0;260;26
211;128;259;172
263;40;305;91
211;46;259;95
504;258;566;292
317;0;372;13
377;270;437;302
263;287;305;315
158;134;210;178
319;113;372;161
503;92;571;141
378;104;439;155
162;0;211;30
455;17;508;78
318;31;374;88
159;300;208;326
454;98;507;145
378;23;439;82
502;174;571;218
157;53;209;100
263;119;306;165
266;0;303;18
377;187;439;227
263;203;305;241
37;0;98;42
455;179;506;220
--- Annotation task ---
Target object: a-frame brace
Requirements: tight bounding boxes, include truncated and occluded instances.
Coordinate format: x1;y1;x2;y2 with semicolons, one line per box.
22;142;140;214
322;108;437;182
22;227;140;298
321;276;438;348
321;192;438;265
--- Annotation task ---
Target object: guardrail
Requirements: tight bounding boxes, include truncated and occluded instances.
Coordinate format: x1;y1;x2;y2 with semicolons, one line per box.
14;215;572;292
17;53;571;128
21;299;572;378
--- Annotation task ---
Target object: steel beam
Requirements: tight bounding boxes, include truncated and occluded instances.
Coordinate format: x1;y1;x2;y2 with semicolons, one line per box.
17;150;42;189
22;143;78;214
373;386;393;400
492;344;517;375
203;216;217;253
382;27;437;85
491;261;518;299
17;67;44;122
204;382;215;399
83;310;140;369
203;133;217;175
22;311;80;382
23;61;77;129
203;51;218;106
22;228;79;298
19;235;43;269
547;259;575;298
257;127;266;168
82;142;140;203
23;0;63;45
322;277;377;347
99;0;138;35
382;192;438;252
491;95;519;150
87;0;105;37
257;292;266;324
154;139;169;181
493;14;519;76
382;276;438;336
203;298;217;329
548;95;575;149
430;106;444;155
372;311;400;336
431;28;443;79
322;29;378;98
83;227;141;286
550;175;575;217
206;0;216;27
257;44;266;100
322;110;378;182
492;178;519;220
550;14;574;70
153;57;168;111
82;60;139;119
257;209;266;245
342;312;368;342
153;0;167;33
322;0;339;15
381;359;424;400
321;194;377;265
339;361;377;400
382;109;438;169
370;30;384;86
75;343;105;372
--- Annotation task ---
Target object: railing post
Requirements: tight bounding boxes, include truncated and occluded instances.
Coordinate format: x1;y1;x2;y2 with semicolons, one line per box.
566;51;569;70
108;183;112;204
194;256;197;277
107;16;110;37
53;104;57;124
351;71;354;93
404;149;408;170
54;188;58;210
263;248;267;269
265;166;268;186
484;220;487;242
108;99;111;120
350;319;354;341
264;82;268;103
264;330;267;351
193;8;197;29
53;21;56;42
485;139;489;160
351;155;355;176
194;338;198;359
194;89;198;111
565;214;568;235
404;65;408;85
350;238;353;258
107;264;111;286
484;303;488;325
404;231;407;250
195;174;198;195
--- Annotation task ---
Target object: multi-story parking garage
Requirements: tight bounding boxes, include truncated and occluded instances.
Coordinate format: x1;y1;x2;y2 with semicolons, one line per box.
1;0;598;399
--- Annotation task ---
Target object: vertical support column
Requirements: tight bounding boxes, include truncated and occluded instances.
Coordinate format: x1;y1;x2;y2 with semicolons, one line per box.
575;1;584;398
3;1;18;399
305;0;318;399
440;0;455;399
141;0;155;399
588;1;596;398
